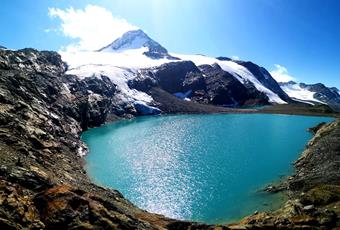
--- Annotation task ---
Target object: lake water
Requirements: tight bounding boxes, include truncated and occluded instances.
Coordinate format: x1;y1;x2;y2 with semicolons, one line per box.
83;114;333;224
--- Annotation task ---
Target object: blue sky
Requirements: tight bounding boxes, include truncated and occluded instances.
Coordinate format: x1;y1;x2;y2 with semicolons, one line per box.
1;0;339;87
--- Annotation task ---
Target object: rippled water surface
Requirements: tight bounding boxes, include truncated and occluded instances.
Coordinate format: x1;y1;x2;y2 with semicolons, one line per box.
83;114;333;223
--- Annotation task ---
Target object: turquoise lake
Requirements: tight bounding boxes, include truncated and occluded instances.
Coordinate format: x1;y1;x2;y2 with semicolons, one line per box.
83;114;333;224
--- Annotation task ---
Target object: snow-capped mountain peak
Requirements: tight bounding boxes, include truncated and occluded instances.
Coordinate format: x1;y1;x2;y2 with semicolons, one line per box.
98;29;176;59
98;29;155;51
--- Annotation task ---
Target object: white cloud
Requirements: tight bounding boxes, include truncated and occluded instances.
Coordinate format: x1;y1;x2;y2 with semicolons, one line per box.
48;5;138;51
231;55;240;60
270;64;296;82
44;28;58;33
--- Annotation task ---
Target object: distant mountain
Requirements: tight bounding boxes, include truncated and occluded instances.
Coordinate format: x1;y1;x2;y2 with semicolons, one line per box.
62;29;313;113
280;81;340;111
98;29;178;60
0;45;6;50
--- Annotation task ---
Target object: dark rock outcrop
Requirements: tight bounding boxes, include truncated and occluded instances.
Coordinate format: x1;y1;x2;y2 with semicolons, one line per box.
198;64;269;106
130;62;271;107
216;57;232;61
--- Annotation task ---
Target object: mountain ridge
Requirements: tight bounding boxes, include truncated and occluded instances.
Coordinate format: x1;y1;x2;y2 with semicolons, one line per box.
62;29;340;112
280;81;340;111
65;30;291;109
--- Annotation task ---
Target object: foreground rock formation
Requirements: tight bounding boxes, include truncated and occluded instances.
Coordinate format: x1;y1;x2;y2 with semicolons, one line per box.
0;48;339;229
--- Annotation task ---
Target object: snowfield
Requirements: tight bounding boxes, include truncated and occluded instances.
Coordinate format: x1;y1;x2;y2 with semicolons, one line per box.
280;83;325;105
61;48;171;69
66;64;154;104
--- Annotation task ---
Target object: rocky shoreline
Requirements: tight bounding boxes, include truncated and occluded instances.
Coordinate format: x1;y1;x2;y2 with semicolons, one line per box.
0;48;339;229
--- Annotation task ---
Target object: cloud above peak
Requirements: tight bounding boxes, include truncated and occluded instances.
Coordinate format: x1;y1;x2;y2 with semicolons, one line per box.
48;5;138;51
270;64;296;82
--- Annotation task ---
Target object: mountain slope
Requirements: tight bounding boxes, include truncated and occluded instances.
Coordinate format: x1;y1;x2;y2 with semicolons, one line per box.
170;53;287;104
130;62;270;106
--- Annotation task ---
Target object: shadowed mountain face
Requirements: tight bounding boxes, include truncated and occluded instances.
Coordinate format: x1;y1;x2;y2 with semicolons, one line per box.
98;29;178;60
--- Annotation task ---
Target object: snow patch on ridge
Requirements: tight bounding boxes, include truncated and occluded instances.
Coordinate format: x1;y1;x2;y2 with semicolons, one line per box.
61;48;172;105
66;64;153;103
280;83;325;105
